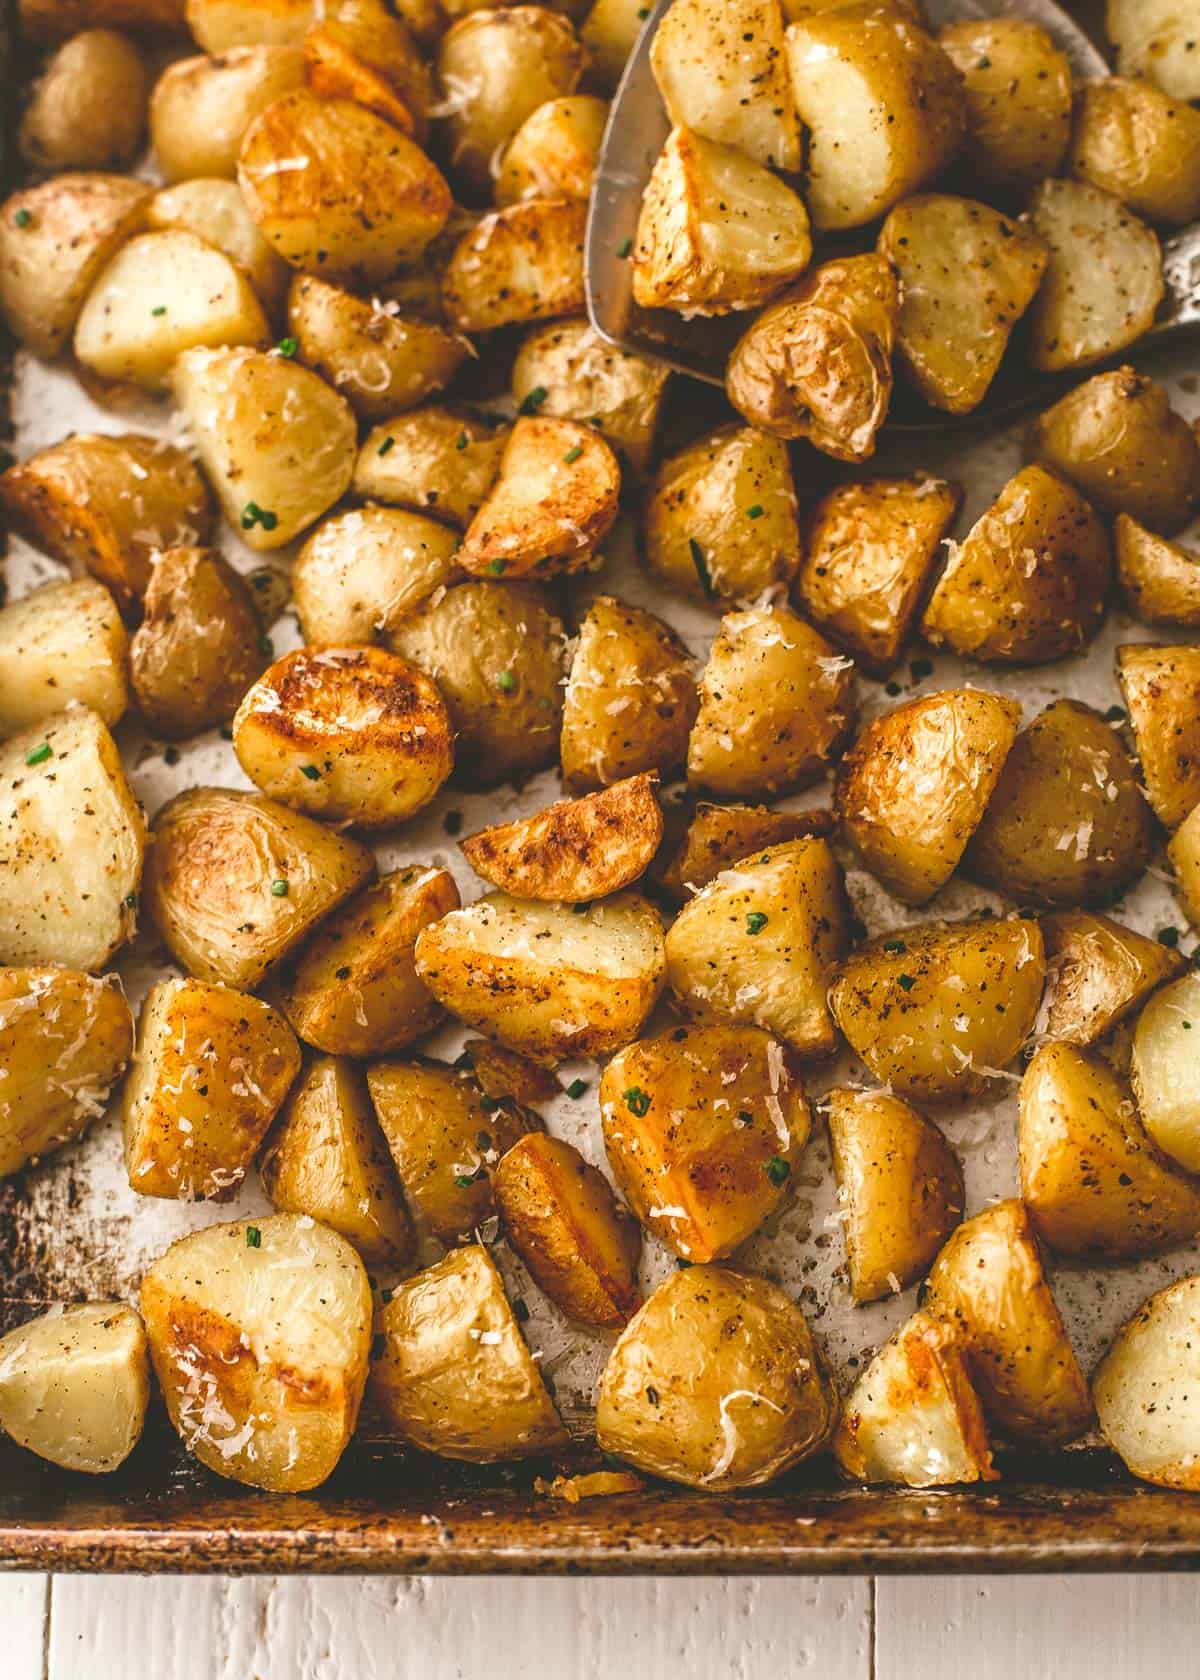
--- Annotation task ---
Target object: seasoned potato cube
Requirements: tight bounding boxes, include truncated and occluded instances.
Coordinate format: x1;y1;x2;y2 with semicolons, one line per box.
1170;802;1200;930
580;0;646;89
277;865;458;1057
651;0;800;172
460;1038;559;1106
827;1089;962;1303
1118;643;1200;830
461;775;661;902
0;1304;149;1475
1094;1276;1200;1489
654;802;833;903
415;892;666;1065
0;579;128;736
601;1023;810;1262
147;179;291;316
354;409;508;528
726;255;899;459
511;320;668;475
1132;973;1200;1172
1068;77;1200;227
173;346;357;550
149;45;305;182
1026;179;1163;373
303;0;434;141
497;95;606;206
261;1056;415;1266
1107;0;1200;103
371;1245;566;1461
442;198;586;333
925;1198;1092;1446
494;1132;642;1327
123;978;300;1202
921;466;1111;666
19;29;148;172
0;968;132;1179
687;606;855;798
188;0;313;49
21;0;185;34
1042;910;1185;1048
292;508;459;648
794;473;960;677
938;17;1071;195
141;1214;373;1491
643;425;800;608
665;838;847;1057
596;1265;837;1490
830;917;1046;1103
1116;515;1200;628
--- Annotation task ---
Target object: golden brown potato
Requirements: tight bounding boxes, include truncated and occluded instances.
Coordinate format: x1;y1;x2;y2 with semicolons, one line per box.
141;1214;372;1492
441;198;586;333
830;917;1046;1103
303;0;434;141
293;508;460;647
794;473;960;677
260;1056;415;1266
1041;909;1185;1048
0;578;128;736
371;1245;567;1461
145;787;374;989
147;178;291;316
601;1023;809;1262
665;838;847;1057
1170;802;1200;929
19;29;148;172
416;891;666;1064
580;0;645;88
459;1038;560;1106
835;689;1021;906
494;1132;642;1327
925;1198;1092;1446
643;424;801;608
0;1304;150;1475
921;466;1111;666
1107;0;1200;102
511;320;669;475
21;0;184;33
354;409;508;528
149;45;306;182
1115;515;1200;628
461;775;662;902
1093;1275;1200;1489
123;978;300;1202
651;0;800;172
596;1264;837;1490
654;803;833;903
1131;972;1200;1173
1118;643;1200;830
878;196;1047;415
827;1088;962;1303
938;17;1071;195
0;968;132;1179
726;255;900;460
388;581;565;787
965;700;1154;908
687;605;856;798
277;865;457;1057
187;0;313;49
1068;76;1200;226
496;95;606;206
1026;179;1163;373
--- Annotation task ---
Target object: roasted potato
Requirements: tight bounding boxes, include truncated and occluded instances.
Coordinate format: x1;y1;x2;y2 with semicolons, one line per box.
834;689;1021;906
0;1304;149;1474
461;775;662;902
370;1245;567;1461
496;95;606;206
187;0;314;49
651;0;800;172
1107;0;1200;103
293;507;460;646
141;1214;372;1491
303;0;434;142
173;346;357;550
494;1132;642;1327
511;320;669;475
664;838;848;1058
826;1088;963;1303
1169;802;1200;930
1068;77;1200;227
458;1038;559;1106
595;1265;837;1490
580;0;647;89
1041;910;1185;1048
829;917;1046;1103
726;255;899;460
21;0;185;34
938;17;1071;196
643;425;801;608
1115;516;1200;629
654;802;833;903
966;700;1155;909
1131;973;1200;1173
601;1023;810;1262
687;606;856;798
0;968;132;1179
149;45;306;182
1117;643;1200;831
260;1056;415;1266
146;178;291;316
145;787;375;989
0;578;128;736
277;865;457;1057
354;409;508;528
925;1198;1092;1446
123;978;300;1202
921;466;1111;667
441;198;587;334
1026;179;1163;373
414;891;666;1065
19;29;148;172
1094;1275;1200;1489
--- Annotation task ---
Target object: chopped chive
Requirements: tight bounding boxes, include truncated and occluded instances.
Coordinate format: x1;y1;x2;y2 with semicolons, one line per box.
885;681;902;697
259;634;274;658
512;1297;530;1322
624;1086;650;1116
638;5;649;15
1104;705;1127;724
745;504;764;519
24;743;51;766
456;431;469;450
563;444;583;465
476;1129;493;1149
496;669;516;692
883;939;907;954
377;436;396;456
245;1225;261;1248
690;537;714;599
519;385;548;416
276;336;298;357
566;1078;588;1099
897;973;917;992
487;558;507;576
242;501;278;531
1158;926;1181;948
746;911;768;935
765;1155;791;1186
13;209;31;228
270;879;289;897
124;892;138;910
617;238;633;258
151;305;167;317
300;764;321;781
479;1094;504;1113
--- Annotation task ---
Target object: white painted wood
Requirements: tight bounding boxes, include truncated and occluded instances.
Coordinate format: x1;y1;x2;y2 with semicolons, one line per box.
0;1573;47;1680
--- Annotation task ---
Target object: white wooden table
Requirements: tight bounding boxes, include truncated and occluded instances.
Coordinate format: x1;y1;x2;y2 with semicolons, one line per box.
2;1571;1197;1676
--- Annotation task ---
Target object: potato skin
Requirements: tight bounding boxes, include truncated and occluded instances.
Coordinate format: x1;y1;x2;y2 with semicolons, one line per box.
1041;909;1185;1048
293;507;461;645
511;320;669;476
149;45;306;182
596;1265;837;1491
354;409;508;528
0;578;129;736
441;198;587;334
20;30;149;172
0;1304;150;1475
654;802;833;903
1093;1275;1200;1490
1115;515;1200;628
1068;77;1200;227
938;17;1071;195
1118;643;1200;831
461;775;662;902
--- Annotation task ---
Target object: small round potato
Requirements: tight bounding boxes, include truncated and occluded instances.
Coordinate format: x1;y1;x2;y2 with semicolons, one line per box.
149;44;306;182
1041;909;1185;1049
20;30;149;171
650;0;800;173
1117;643;1200;831
354;408;509;528
653;802;833;903
0;1303;149;1475
496;94;607;205
596;1265;837;1491
147;178;291;317
186;0;313;51
1068;76;1200;227
938;18;1072;195
0;577;129;736
1094;1275;1200;1489
1115;515;1200;629
292;506;461;646
441;198;587;334
511;319;670;476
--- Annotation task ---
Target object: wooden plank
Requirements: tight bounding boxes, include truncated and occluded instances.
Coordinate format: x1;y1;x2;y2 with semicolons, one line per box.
0;1574;48;1680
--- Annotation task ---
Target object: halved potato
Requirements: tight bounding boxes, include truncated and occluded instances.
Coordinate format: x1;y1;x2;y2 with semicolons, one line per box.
19;29;149;172
496;95;606;206
145;787;375;989
1041;910;1185;1048
1107;0;1200;103
187;0;313;50
149;45;306;182
1169;802;1200;930
826;1088;963;1303
1094;1276;1200;1489
651;0;800;171
0;1305;149;1474
141;1214;372;1492
1069;76;1200;227
292;507;461;646
354;409;508;528
1118;643;1200;831
654;803;833;903
938;17;1071;195
0;578;128;737
511;320;669;475
835;689;1021;906
461;775;661;901
147;179;291;316
1115;515;1200;628
303;0;434;140
441;198;586;333
414;892;666;1065
1131;973;1200;1173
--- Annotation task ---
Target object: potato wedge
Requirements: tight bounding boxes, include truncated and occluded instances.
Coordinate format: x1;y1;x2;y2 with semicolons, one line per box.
938;17;1071;196
441;198;586;333
141;1214;372;1491
494;1132;642;1327
1131;973;1200;1173
651;0;800;172
1042;909;1185;1048
188;0;314;49
601;1023;810;1262
414;891;666;1065
354;409;508;528
149;45;306;182
293;507;460;646
496;94;606;206
371;1245;566;1461
1094;1275;1200;1489
303;0;434;141
826;1088;963;1303
147;179;291;317
1117;643;1200;831
511;320;669;475
687;606;856;799
0;1305;149;1474
0;578;128;737
1115;515;1200;629
260;1056;415;1266
654;803;833;903
596;1264;837;1490
0;969;132;1179
1170;802;1200;930
461;775;661;901
1107;0;1200;103
19;29;149;172
1068;77;1200;227
835;689;1021;906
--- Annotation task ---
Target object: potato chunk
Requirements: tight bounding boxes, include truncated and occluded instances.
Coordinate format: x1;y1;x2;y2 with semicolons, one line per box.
354;409;508;528
654;803;832;903
651;0;800;172
187;0;313;49
1107;0;1200;103
1068;77;1200;227
293;508;460;646
581;0;646;89
1131;973;1200;1173
141;1214;372;1491
145;787;374;989
1118;643;1200;831
938;17;1071;195
1170;802;1200;930
835;689;1021;906
0;1304;149;1474
461;775;661;902
441;198;586;333
826;1089;963;1303
149;44;306;182
123;978;300;1202
414;892;665;1065
1094;1276;1200;1489
0;969;132;1178
0;579;128;737
1041;910;1185;1049
303;0;434;140
1115;516;1200;629
19;29;148;171
147;179;291;316
511;320;669;475
496;95;606;206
